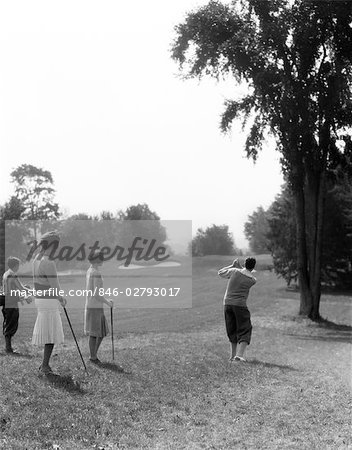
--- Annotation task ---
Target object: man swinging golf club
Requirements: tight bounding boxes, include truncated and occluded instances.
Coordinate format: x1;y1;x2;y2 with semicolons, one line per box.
218;257;257;362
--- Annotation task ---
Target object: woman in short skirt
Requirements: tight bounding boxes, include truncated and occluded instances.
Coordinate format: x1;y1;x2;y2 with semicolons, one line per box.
32;231;66;375
84;250;113;364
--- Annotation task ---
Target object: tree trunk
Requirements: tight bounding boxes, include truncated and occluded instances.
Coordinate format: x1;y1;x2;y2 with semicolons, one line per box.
311;171;325;320
0;221;5;279
294;185;313;315
295;169;325;321
305;171;325;320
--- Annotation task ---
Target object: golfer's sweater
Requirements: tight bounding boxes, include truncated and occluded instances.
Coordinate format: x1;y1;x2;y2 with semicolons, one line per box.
218;268;256;307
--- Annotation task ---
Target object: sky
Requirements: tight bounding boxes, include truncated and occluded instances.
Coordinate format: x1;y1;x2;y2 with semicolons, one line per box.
0;0;283;249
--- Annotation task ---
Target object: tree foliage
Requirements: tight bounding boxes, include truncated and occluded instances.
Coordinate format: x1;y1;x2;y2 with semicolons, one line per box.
267;180;352;289
266;186;299;286
119;203;167;250
191;224;237;256
244;206;270;254
0;197;27;277
119;203;161;221
11;164;60;222
172;0;352;319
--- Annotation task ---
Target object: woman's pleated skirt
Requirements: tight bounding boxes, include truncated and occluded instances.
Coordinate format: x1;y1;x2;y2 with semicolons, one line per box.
32;298;64;345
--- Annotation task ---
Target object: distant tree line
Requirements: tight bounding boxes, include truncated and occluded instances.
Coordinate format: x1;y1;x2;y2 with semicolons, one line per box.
0;164;166;276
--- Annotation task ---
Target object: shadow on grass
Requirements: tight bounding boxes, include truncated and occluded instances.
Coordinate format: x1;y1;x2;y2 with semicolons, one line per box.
2;351;34;359
317;318;352;332
43;373;86;394
287;334;352;344
98;361;131;374
249;358;298;371
286;318;352;344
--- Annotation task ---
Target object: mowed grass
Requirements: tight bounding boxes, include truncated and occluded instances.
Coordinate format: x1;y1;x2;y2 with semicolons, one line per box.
0;255;351;450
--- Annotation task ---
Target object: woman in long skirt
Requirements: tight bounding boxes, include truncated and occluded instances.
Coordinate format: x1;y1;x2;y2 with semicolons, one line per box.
32;231;67;375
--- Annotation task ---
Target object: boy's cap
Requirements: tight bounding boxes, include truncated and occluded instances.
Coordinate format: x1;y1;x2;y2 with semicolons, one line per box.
39;231;60;244
88;249;104;263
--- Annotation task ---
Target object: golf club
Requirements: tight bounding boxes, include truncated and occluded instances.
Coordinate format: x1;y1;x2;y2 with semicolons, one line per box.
110;306;115;360
63;306;88;374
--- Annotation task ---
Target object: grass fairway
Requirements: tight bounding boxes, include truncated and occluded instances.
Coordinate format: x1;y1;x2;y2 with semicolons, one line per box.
0;256;351;449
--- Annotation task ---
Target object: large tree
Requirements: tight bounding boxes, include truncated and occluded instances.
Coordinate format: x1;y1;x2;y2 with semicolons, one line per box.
119;203;167;252
0;197;26;277
244;206;270;254
172;0;352;320
11;164;60;242
191;224;237;256
11;164;60;223
266;185;298;287
267;179;352;290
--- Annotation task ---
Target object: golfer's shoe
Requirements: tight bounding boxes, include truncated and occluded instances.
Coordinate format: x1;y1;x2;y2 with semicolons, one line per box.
234;356;247;362
89;358;101;365
38;365;54;376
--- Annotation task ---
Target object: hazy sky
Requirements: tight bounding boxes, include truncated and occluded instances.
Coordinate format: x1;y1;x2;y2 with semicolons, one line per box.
0;0;283;249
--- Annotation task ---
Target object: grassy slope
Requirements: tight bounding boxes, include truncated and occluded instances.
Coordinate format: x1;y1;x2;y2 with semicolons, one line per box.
0;256;351;450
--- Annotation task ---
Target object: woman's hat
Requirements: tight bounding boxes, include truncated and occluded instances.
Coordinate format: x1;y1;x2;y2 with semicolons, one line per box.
39;231;60;245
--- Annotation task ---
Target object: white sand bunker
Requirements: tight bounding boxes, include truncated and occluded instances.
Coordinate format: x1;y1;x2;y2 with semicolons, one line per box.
119;261;181;270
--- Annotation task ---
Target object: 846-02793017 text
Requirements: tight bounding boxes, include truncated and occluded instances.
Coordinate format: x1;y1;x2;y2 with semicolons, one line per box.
93;287;181;297
10;287;182;298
